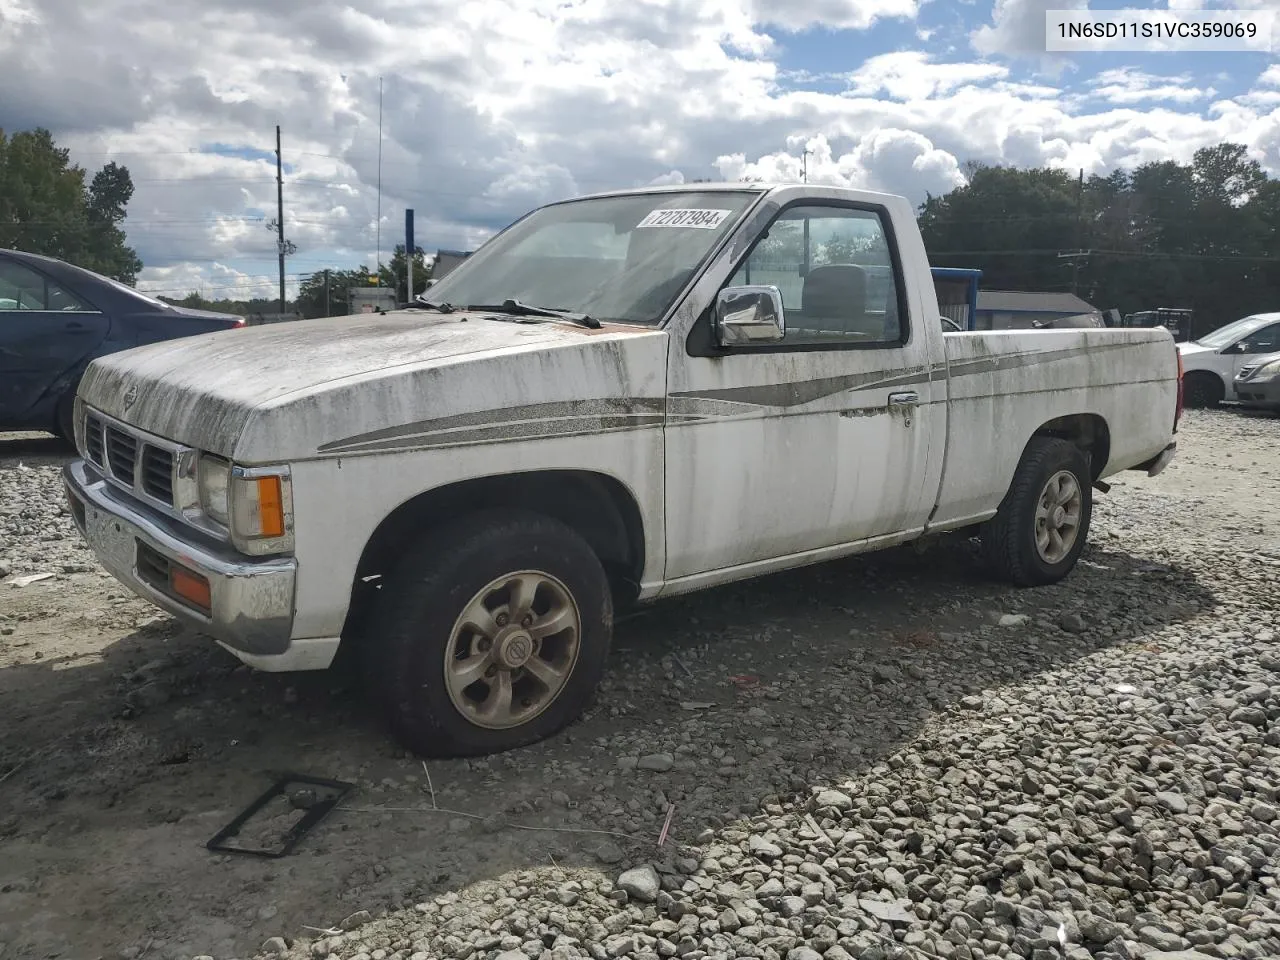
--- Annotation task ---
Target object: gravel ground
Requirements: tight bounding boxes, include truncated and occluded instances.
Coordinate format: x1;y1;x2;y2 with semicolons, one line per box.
1;408;1278;960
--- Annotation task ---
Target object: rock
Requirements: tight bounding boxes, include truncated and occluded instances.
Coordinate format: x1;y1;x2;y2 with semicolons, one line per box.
1058;612;1088;633
617;865;661;903
341;910;372;931
596;841;625;865
999;614;1029;627
1250;802;1277;822
1229;706;1268;727
1157;792;1189;814
858;898;915;924
1140;929;1188;951
261;937;288;955
814;789;853;811
1079;915;1123;943
779;896;807;918
788;949;824;960
749;835;783;860
637;754;674;772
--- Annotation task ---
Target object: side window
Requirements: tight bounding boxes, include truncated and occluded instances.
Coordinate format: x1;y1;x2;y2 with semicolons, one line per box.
729;204;903;346
0;259;92;312
1241;324;1280;354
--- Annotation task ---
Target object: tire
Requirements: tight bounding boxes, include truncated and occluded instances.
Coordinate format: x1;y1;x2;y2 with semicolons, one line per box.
1183;372;1224;408
980;437;1093;588
363;508;613;757
54;388;77;444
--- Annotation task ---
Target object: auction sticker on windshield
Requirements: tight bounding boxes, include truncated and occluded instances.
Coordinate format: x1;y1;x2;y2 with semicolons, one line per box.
637;208;732;229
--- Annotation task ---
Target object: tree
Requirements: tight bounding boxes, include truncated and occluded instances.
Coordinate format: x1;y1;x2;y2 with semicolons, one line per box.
0;128;143;283
916;148;1280;337
378;243;430;303
294;266;376;319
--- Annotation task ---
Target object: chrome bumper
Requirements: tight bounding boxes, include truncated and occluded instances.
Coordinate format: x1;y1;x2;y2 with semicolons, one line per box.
63;458;297;656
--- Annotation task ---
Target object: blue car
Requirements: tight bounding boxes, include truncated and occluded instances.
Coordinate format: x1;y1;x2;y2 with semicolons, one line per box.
0;248;245;440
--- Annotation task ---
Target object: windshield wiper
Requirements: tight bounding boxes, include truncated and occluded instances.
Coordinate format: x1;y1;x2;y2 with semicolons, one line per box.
407;298;456;313
471;299;601;329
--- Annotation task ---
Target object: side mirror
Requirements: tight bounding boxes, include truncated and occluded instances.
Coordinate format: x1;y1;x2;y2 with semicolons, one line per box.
714;285;785;346
425;278;438;289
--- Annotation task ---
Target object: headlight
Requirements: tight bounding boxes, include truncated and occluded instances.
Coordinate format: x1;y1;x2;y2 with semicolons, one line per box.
1252;359;1280;380
198;455;231;526
196;454;292;554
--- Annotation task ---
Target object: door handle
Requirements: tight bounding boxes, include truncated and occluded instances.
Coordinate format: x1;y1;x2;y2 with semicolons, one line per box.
888;391;919;427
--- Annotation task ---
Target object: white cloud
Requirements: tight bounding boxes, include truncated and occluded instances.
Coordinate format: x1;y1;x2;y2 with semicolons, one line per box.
713;130;965;200
751;0;920;32
847;52;1009;101
1087;68;1214;105
971;0;1088;58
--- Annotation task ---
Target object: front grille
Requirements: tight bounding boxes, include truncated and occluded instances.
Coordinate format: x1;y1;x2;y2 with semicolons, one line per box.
105;425;138;481
141;447;174;503
84;414;105;466
80;408;179;511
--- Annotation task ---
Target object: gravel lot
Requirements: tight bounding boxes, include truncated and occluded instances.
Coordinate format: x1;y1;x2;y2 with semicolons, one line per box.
1;408;1278;960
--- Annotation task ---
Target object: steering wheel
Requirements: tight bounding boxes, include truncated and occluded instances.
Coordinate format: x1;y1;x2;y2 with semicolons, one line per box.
939;316;963;333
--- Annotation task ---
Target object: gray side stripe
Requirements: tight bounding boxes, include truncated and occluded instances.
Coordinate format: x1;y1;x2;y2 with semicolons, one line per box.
317;342;1141;454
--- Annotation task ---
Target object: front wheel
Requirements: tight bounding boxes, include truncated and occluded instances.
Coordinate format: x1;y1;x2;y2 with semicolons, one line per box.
981;437;1093;587
364;508;613;757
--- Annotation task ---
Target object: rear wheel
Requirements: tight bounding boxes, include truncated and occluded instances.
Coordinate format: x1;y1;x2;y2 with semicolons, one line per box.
1183;372;1224;408
981;437;1093;587
363;508;612;757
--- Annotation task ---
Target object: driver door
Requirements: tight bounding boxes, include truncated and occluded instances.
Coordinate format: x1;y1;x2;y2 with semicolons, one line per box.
662;199;942;585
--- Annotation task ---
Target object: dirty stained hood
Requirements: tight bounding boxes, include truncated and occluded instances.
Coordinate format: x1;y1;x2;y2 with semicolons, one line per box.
78;309;652;456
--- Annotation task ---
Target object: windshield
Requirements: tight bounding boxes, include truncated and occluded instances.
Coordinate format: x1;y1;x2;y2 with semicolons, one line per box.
1197;314;1271;349
425;190;760;325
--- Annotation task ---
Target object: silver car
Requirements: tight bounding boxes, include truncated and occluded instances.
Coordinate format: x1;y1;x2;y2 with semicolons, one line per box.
1234;350;1280;411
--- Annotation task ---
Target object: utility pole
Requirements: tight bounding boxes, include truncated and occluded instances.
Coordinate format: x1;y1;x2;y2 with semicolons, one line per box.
1071;168;1083;296
405;208;414;305
323;268;330;317
375;76;384;288
801;146;811;183
275;125;286;316
1058;168;1088;296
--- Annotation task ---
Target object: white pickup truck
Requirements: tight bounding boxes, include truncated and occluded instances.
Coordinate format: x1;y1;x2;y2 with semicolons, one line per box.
63;183;1182;757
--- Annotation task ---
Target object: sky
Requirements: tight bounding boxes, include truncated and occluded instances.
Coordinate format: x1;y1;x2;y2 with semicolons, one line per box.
1;0;1277;303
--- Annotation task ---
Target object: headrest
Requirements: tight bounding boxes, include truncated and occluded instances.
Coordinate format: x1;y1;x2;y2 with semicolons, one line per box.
802;264;867;320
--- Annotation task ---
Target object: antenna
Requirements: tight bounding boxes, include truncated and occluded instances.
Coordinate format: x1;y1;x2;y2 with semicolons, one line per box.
376;76;383;287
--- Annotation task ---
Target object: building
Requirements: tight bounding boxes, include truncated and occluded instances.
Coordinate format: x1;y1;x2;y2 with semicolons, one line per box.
932;267;982;330
348;286;398;314
431;249;472;280
974;290;1097;330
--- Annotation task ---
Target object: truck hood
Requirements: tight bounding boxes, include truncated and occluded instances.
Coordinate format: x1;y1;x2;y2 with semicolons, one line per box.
78;309;664;461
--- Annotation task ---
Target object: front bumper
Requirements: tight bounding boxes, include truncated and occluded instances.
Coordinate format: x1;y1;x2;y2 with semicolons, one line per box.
1233;377;1280;409
63;458;297;656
